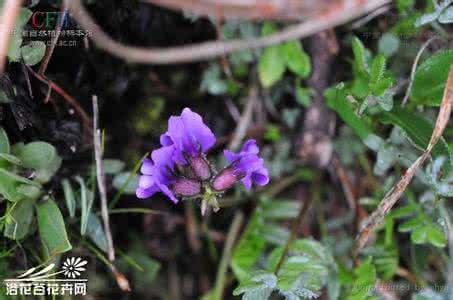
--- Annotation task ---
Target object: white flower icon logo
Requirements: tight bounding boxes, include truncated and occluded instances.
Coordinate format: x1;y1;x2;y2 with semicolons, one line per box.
62;257;87;278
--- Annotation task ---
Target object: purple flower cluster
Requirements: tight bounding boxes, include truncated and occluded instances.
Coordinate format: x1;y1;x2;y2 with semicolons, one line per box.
136;108;269;206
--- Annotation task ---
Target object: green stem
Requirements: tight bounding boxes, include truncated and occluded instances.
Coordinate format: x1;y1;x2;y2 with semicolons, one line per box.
109;153;148;209
213;212;244;300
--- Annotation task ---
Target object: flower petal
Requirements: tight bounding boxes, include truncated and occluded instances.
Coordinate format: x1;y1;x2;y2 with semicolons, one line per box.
241;139;259;154
180;108;216;153
139;175;155;189
136;187;157;199
140;158;154;175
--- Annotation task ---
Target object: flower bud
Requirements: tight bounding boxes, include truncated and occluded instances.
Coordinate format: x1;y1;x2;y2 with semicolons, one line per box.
211;166;244;192
189;155;211;180
171;178;201;197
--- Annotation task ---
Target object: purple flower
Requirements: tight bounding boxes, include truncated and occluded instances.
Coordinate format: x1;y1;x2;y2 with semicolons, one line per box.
136;146;179;203
212;139;269;191
160;108;216;166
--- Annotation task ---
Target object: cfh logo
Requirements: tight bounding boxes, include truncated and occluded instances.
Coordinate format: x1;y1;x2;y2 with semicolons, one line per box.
31;11;75;29
3;257;88;296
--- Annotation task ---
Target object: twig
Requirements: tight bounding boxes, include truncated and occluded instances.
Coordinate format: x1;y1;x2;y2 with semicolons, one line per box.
228;87;256;151
402;36;440;106
26;66;93;133
146;0;333;20
353;66;453;257
92;95;115;262
68;0;390;64
0;0;23;75
213;212;244;300
38;0;69;75
79;237;131;292
351;5;390;28
274;194;313;275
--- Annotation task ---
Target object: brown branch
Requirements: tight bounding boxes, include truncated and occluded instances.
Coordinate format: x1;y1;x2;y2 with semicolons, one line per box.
353;66;453;257
26;66;92;133
38;0;69;75
146;0;336;20
68;0;390;64
92;95;116;262
0;0;23;75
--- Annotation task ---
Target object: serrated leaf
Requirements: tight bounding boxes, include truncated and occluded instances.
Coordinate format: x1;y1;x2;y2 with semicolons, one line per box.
411;50;453;106
346;258;376;300
370;54;386;86
352;36;368;73
258;45;286;87
36;199;72;256
284;41;311;78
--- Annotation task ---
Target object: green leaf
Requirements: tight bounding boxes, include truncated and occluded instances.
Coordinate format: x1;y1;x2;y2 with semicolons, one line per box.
398;216;423;232
369;54;386;86
325;87;372;140
21;41;46;66
0;127;10;154
283;41;311;78
233;271;277;299
346;258;376;300
231;213;267;283
86;213;108;252
36;199;72;256
62;179;76;218
0;153;21;165
4;197;36;240
34;155;61;184
258;45;286;88
411;226;428;244
260;198;301;220
103;159;126;174
112;172;139;195
426;225;447;248
17;142;57;170
7;8;33;62
411;50;453;106
351;36;368;73
76;176;94;236
380;107;452;167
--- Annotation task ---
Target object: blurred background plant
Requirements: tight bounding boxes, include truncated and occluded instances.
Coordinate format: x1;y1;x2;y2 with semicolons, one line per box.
0;0;453;299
